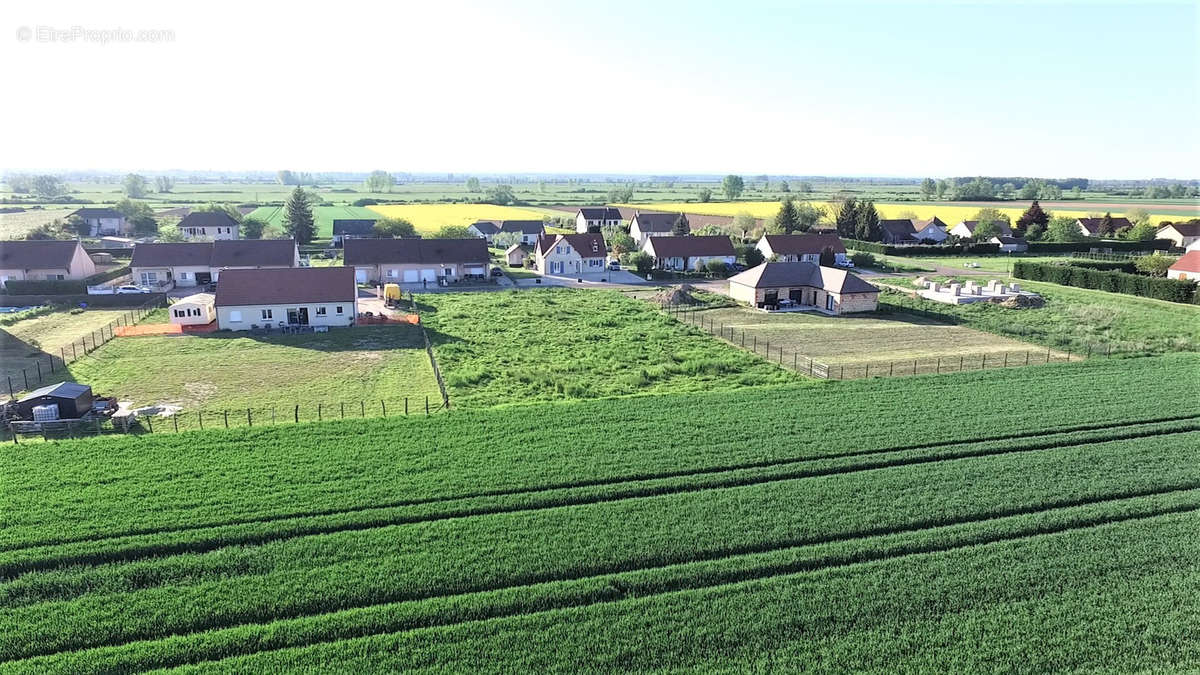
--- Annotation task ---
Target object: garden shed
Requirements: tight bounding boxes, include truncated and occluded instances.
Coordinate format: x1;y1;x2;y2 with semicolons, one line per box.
13;381;94;419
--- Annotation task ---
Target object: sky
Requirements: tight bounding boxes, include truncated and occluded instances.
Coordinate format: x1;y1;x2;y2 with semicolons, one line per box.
1;0;1197;178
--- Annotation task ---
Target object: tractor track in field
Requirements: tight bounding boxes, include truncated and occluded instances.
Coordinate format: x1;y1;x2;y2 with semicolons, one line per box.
2;421;1197;579
4;412;1195;556
6;488;1198;668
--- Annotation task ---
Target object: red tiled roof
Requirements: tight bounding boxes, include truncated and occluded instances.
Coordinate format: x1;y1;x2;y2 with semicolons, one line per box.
1169;251;1200;274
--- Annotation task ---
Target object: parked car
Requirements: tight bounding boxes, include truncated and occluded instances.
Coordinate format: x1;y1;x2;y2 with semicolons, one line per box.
490;266;503;277
835;260;855;269
115;285;152;294
729;263;747;273
607;260;621;271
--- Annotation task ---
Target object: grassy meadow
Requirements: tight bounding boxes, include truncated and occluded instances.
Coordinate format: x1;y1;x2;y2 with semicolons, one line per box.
0;307;132;388
419;289;800;407
1;354;1198;671
366;204;557;234
243;205;381;239
64;324;441;424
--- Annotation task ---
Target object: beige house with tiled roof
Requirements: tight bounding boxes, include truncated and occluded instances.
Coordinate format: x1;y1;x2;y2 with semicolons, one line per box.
728;261;879;314
0;240;97;285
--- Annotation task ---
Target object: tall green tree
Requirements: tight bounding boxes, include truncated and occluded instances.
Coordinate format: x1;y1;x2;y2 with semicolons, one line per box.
671;213;690;236
1098;212;1115;237
919;178;936;200
283;186;316;244
1015;200;1050;237
122;173;149;198
465;177;481;192
373;217;416;238
721;175;745;200
855;201;880;241
241;217;267;239
834;197;859;238
934;179;948;199
155;176;175;193
819;246;836;267
364;170;394;193
697;188;713;203
1045;215;1086;242
773;197;799;234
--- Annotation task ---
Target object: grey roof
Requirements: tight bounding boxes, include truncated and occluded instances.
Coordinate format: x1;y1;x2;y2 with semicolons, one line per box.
71;208;124;219
759;233;846;256
499;220;546;235
333;219;378;236
178;211;239;229
131;242;213;267
632;212;688;233
215;267;357;307
537;233;607;258
344;237;489;265
645;235;735;258
1077;217;1133;235
879;219;917;236
131;240;297;268
17;381;92;403
578;207;623;220
992;235;1026;244
728;261;878;294
0;240;83;270
469;221;501;235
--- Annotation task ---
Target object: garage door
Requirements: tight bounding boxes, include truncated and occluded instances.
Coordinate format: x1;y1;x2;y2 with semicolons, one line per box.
464;265;484;276
420;269;438;282
355;269;367;283
403;269;419;283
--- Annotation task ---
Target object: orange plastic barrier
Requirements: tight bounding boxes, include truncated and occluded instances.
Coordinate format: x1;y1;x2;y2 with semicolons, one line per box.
114;323;182;336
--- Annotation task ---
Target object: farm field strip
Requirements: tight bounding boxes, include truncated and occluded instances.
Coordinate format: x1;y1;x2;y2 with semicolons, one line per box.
137;510;1200;674
5;487;1197;671
4;354;1198;554
365;204;552;234
2;416;1194;571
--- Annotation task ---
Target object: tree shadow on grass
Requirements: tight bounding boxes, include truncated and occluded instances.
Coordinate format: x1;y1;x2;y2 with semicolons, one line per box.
186;322;462;353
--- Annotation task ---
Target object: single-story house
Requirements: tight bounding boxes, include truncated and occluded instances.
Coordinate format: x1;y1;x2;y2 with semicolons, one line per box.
332;219;378;246
755;233;847;264
990;235;1029;253
912;217;949;242
1076;216;1133;238
505;243;531;266
467;221;501;242
575;207;624;233
71;208;129;236
169;293;216;326
497;220;546;245
949;220;1014;239
215;266;358;331
629;212;688;247
727;261;879;314
0;240;97;285
1157;221;1200;249
643;235;736;271
130;239;299;289
344;237;489;284
879;220;917;244
178;211;239;240
535;233;608;275
98;236;136;249
13;381;94;419
1167;251;1200;281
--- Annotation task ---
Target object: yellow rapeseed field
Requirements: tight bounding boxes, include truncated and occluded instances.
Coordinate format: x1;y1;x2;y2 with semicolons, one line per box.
622;202;1182;226
367;204;554;234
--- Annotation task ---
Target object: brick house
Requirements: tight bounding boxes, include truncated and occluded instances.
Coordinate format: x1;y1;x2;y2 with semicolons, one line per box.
728;261;879;314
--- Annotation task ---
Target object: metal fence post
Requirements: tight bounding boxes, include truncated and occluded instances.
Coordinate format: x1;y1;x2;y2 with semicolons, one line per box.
294;405;299;423
223;410;229;428
405;397;408;415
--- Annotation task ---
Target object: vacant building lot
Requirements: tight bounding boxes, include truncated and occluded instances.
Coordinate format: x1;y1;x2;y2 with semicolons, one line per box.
65;324;441;425
1;307;133;389
689;304;1055;376
420;289;800;408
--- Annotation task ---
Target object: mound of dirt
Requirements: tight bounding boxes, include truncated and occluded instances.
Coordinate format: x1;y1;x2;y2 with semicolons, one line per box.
654;284;699;306
995;294;1045;309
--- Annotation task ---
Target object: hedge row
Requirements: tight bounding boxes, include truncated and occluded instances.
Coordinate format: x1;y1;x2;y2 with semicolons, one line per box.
2;265;130;295
1025;239;1172;253
1013;260;1197;304
1065;259;1138;274
841;239;1001;256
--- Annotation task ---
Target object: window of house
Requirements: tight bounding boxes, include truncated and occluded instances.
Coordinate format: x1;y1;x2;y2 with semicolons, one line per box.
555;246;562;254
179;272;189;280
315;306;327;316
387;269;398;278
336;306;343;314
261;309;273;320
173;309;184;318
229;310;243;322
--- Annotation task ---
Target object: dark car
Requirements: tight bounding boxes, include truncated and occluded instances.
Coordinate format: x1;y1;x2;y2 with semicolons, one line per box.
490;267;504;277
729;263;747;273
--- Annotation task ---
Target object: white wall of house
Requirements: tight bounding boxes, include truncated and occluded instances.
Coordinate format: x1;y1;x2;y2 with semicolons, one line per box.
576;214;622;233
1157;227;1199;249
358;261;486;284
630;222;675;247
653;254;736;271
133;265;211;288
755;239;846;264
181;225;238;240
1168;268;1200;281
729;282;877;314
217;299;357;331
948;223;973;239
536;245;605;275
85;216;129;236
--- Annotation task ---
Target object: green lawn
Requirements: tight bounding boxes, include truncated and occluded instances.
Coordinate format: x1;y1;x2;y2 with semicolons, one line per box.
866;254;1078;275
243;205;381;238
0;307;136;392
420;288;800;407
880;280;1200;354
65;324;441;425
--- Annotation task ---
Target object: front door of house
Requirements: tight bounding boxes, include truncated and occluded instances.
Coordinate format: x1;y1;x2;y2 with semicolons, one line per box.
287;308;310;325
826;295;835;311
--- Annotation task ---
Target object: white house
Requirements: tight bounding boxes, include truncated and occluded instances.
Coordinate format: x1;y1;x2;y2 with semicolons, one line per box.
575;207;623;233
177;212;239;240
215;267;358;331
70;208;129;236
130;239;299;289
1157;222;1200;249
467;221;501;243
169;293;216;326
497;221;545;245
949;220;1013;239
990;235;1029;253
0;240;97;285
1167;251;1200;281
535;233;607;276
755;233;847;265
629;212;688;247
643;235;736;272
344;237;489;284
505;243;531;267
912;217;949;242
